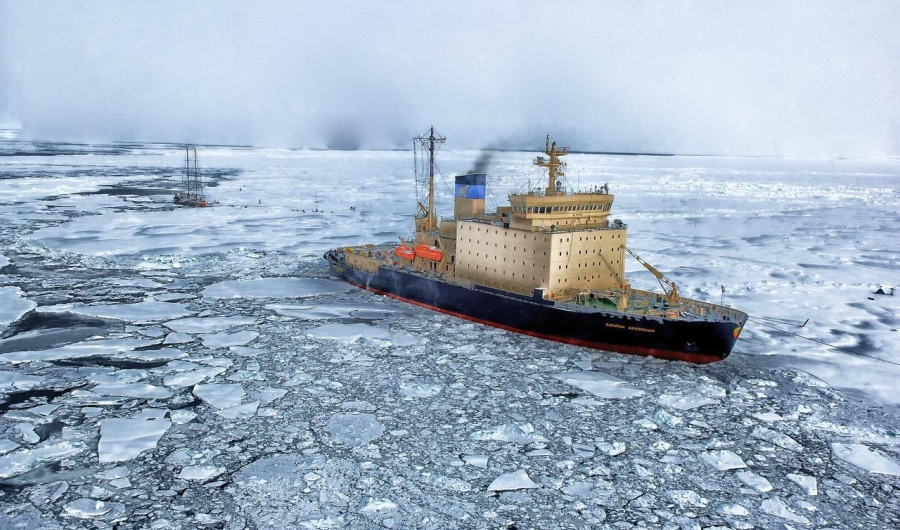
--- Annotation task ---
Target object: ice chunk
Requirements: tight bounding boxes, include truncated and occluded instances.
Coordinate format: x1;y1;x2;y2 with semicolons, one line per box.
0;371;44;391
98;418;171;463
163;332;194;344
165;316;255;333
91;382;172;399
657;393;719;410
47;299;193;322
595;441;627;456
360;498;398;512
326;413;384;447
201;330;259;348
62;498;110;519
0;286;36;330
699;450;747;470
831;443;900;476
786;473;817;495
193;383;246;409
487;469;538;491
0;440;85;479
735;470;773;492
217;401;259;419
463;455;489;468
551;371;644;399
163;366;226;388
470;423;548;444
1;338;158;363
307;322;417;346
752;411;784;422
760;497;810;525
716;503;749;516
178;465;226;481
653;409;684;427
751;426;802;451
397;381;443;398
203;277;349;299
666;490;707;508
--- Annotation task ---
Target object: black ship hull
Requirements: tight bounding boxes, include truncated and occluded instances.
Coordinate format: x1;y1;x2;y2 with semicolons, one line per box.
325;251;742;363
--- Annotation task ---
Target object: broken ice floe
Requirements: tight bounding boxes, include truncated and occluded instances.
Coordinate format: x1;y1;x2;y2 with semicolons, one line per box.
0;337;161;364
786;472;818;495
0;286;36;331
0;440;86;479
326;413;384;447
657;393;719;410
760;497;810;525
698;450;747;470
751;426;803;451
164;316;256;333
202;277;349;299
551;371;644;399
487;469;538;491
396;380;443;398
470;423;548;444
193;383;246;409
43;298;194;323
62;498;111;519
735;470;773;492
267;301;397;321
98;416;171;463
307;323;418;346
90;382;173;399
178;464;226;481
831;442;900;476
200;330;259;348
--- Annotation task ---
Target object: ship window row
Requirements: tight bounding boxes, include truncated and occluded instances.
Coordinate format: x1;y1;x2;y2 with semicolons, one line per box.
514;204;611;214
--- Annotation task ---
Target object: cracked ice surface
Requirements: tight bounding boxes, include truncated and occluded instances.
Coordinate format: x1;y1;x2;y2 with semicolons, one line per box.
1;144;899;529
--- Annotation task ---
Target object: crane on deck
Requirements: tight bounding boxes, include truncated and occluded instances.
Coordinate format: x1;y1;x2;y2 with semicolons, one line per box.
620;245;680;305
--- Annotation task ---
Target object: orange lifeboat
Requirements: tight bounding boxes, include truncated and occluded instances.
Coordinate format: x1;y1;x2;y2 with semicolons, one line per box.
414;244;443;261
395;245;415;260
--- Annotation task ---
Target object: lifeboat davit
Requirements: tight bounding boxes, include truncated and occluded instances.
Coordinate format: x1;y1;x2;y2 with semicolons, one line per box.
395;245;415;260
414;244;443;261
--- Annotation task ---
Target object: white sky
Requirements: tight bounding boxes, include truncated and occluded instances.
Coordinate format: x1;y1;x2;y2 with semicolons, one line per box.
1;1;898;156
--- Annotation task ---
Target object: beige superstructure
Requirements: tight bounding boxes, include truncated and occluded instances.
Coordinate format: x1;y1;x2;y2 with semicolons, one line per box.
402;135;630;300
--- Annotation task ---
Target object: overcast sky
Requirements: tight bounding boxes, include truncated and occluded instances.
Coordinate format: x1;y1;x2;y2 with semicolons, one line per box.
1;1;898;156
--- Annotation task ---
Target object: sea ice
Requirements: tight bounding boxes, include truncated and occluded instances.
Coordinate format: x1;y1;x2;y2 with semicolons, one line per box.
307;322;417;346
551;371;644;399
735;470;773;492
193;383;246;409
396;380;443;398
487;469;538;491
760;497;810;525
658;393;719;410
98;417;171;463
202;277;349;299
62;498;110;519
46;298;193;322
0;337;156;364
470;423;548;444
751;426;803;451
831;443;900;476
201;330;259;348
326;413;384;447
178;465;226;481
698;450;747;470
90;382;172;399
164;316;255;333
786;472;818;495
463;454;489;468
0;286;36;330
0;441;86;479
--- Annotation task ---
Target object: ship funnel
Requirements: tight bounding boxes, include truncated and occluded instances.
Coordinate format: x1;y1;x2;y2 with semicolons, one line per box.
454;173;486;220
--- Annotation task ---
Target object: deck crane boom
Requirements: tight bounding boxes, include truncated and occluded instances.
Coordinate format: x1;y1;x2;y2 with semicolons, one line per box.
620;245;680;305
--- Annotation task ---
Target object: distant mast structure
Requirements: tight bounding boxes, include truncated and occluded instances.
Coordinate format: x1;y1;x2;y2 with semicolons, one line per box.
414;127;445;238
174;147;207;207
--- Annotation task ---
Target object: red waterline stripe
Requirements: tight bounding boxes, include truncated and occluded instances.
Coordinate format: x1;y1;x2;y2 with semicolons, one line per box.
345;277;725;364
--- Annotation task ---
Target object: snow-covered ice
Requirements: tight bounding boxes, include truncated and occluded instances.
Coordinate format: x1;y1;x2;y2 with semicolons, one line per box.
1;142;899;529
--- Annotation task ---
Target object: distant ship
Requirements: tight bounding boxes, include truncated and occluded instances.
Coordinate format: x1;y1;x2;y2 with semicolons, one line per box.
325;128;747;363
174;147;208;207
